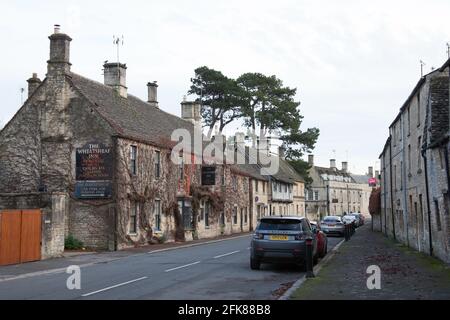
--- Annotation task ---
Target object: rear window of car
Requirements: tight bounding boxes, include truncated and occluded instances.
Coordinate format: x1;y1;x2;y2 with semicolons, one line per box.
257;219;303;231
323;217;341;223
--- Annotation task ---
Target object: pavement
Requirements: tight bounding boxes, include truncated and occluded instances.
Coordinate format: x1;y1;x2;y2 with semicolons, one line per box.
0;232;342;300
290;223;450;300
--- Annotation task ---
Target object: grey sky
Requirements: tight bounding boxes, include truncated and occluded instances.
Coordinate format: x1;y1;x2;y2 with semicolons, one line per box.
1;0;449;174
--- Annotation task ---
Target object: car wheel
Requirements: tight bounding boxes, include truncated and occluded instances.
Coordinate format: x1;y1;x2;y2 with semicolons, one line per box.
250;258;261;270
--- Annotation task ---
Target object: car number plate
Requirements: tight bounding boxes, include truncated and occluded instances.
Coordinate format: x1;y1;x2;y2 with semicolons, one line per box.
269;235;289;241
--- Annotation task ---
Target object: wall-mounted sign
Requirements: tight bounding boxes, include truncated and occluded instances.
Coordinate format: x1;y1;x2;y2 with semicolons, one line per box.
76;142;113;181
332;199;339;203
202;166;216;186
368;178;377;187
75;181;112;199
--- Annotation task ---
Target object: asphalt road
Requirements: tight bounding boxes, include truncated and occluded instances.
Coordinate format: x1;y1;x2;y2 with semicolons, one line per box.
0;235;342;300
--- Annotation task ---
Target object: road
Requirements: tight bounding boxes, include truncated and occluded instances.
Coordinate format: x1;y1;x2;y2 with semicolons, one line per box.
0;235;342;300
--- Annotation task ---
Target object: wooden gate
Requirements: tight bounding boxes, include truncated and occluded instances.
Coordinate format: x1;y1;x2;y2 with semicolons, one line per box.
0;210;42;266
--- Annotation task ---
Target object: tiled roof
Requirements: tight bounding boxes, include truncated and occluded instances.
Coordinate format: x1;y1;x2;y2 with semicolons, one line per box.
68;72;195;148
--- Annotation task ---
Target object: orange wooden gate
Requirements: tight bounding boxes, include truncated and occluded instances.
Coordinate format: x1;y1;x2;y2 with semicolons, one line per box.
0;210;42;266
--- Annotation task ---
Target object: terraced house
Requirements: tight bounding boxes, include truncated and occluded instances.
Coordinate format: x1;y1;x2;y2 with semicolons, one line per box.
0;27;305;265
377;58;450;263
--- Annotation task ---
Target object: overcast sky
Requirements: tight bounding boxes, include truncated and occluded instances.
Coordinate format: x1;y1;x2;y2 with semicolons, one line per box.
1;0;449;174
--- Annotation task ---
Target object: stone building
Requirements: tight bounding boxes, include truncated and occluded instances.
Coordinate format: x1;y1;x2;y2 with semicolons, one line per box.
305;156;373;221
0;27;251;260
378;58;449;263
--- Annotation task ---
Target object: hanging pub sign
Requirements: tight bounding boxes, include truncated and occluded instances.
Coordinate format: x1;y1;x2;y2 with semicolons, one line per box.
75;181;112;199
202;166;216;186
76;142;113;181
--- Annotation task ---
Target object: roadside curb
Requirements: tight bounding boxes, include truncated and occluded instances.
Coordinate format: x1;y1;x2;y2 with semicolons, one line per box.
0;233;251;283
278;238;346;300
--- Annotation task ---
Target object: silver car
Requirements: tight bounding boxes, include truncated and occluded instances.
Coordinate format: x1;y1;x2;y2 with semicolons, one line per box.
250;216;318;270
320;216;345;236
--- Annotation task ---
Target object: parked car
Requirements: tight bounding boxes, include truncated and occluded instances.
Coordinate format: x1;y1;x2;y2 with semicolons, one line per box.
349;213;362;227
320;216;345;236
342;214;357;226
310;221;328;258
250;216;318;270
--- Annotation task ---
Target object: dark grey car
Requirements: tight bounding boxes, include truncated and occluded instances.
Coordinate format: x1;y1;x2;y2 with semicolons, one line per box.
250;216;318;270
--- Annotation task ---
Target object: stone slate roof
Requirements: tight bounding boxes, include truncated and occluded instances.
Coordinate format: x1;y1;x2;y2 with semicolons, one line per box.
68;72;195;148
314;166;354;180
427;76;449;146
351;174;371;184
231;147;305;183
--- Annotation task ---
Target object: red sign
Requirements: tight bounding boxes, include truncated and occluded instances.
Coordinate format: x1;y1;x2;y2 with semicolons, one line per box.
369;178;377;186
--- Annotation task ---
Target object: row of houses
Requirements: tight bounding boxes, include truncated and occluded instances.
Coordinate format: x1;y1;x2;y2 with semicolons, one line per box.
0;27;306;263
304;155;374;221
375;58;450;263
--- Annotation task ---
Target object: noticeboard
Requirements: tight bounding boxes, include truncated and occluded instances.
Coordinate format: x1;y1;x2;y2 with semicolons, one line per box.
202;166;216;186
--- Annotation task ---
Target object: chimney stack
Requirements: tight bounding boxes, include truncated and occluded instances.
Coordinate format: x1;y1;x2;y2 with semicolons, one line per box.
342;161;348;173
147;82;158;107
368;166;374;177
181;101;201;127
278;146;286;159
330;159;337;171
27;73;41;97
308;154;314;166
104;63;127;98
47;24;72;76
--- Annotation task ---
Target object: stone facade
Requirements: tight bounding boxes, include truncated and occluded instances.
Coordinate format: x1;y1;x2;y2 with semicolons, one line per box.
305;157;373;222
379;59;450;263
0;27;307;261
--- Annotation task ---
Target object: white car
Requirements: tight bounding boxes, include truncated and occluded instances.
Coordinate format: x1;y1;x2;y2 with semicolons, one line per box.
342;215;357;225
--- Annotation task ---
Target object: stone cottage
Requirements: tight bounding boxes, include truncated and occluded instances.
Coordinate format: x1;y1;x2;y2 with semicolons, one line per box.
378;58;449;263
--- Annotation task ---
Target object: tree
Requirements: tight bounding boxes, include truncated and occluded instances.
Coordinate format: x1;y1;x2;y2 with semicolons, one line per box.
188;66;242;138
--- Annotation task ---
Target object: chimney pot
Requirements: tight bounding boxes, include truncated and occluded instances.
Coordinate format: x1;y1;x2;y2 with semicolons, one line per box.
181;101;201;127
103;62;127;98
54;24;61;34
27;73;42;97
341;161;348;173
368;166;374;178
308;154;314;166
147;81;158;107
330;159;337;170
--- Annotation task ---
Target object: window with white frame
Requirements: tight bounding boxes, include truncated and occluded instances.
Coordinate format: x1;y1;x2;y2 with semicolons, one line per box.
155;150;161;179
129;201;138;234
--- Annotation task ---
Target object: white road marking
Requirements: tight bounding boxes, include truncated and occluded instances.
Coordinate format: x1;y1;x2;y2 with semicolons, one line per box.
164;261;201;272
213;250;241;259
81;276;148;297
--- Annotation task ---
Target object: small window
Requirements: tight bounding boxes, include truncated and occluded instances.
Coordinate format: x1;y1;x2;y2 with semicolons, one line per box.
204;201;210;227
155;150;161;179
130;146;137;175
221;167;225;186
232;176;237;191
154;200;161;231
244;208;248;224
179;153;184;180
417;136;422;171
233;207;238;224
435;200;442;231
129;201;138;234
314;191;319;201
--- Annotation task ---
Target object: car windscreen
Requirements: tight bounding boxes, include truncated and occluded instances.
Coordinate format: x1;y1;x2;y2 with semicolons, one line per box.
257;219;302;231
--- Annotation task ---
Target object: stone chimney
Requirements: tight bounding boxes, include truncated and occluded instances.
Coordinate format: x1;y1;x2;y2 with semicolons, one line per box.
27;73;41;97
368;166;374;177
278;146;286;159
308;154;314;166
330;159;337;171
147;82;158;107
47;24;72;76
181;101;201;127
342;161;348;173
104;62;127;98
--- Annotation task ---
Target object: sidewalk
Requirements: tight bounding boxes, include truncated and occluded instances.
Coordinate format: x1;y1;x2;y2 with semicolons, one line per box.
0;232;251;282
290;224;450;300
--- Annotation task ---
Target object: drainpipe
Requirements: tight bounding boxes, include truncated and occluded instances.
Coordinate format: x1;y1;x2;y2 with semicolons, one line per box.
401;113;410;247
422;148;433;256
326;184;330;215
389;139;396;240
383;157;387;235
